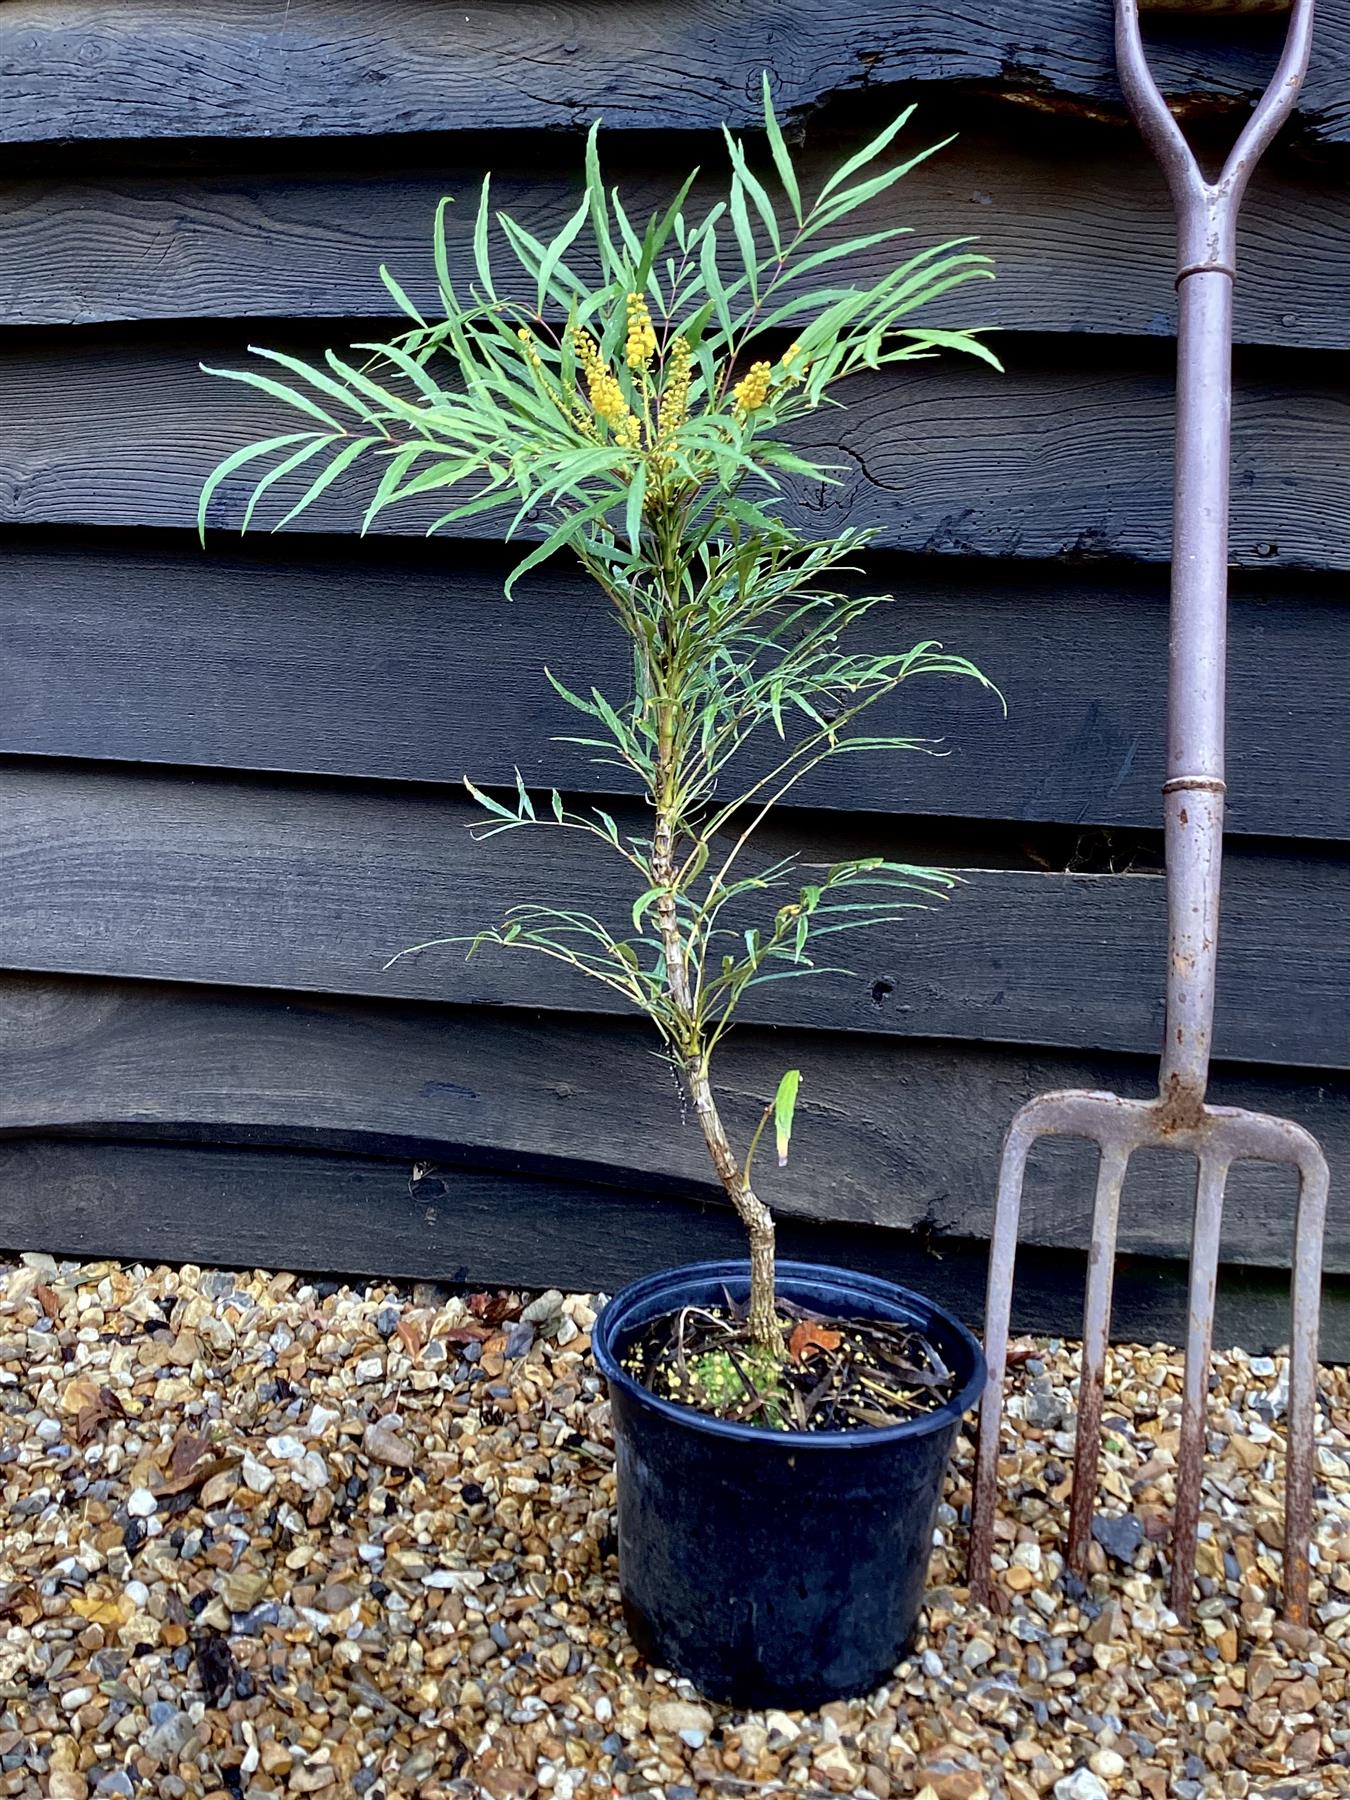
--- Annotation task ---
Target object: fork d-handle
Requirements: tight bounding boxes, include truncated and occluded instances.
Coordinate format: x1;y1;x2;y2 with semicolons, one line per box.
1114;0;1314;1115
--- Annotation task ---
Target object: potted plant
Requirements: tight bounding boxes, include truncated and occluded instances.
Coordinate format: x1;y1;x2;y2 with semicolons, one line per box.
201;81;994;1707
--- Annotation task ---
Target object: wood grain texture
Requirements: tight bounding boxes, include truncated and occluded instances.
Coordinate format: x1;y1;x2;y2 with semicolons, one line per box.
0;125;1343;350
2;536;1345;843
2;971;1346;1271
2;332;1347;572
2;1;1347;146
4;1135;1344;1357
0;763;1344;1069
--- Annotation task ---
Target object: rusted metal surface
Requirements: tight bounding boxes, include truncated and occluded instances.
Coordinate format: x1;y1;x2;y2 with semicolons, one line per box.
970;0;1328;1629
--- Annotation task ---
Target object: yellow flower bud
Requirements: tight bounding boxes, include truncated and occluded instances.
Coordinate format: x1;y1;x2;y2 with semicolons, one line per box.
732;359;773;417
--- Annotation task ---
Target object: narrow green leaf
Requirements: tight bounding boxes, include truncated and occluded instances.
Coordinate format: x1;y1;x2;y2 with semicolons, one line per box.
535;192;592;314
379;264;428;326
360;441;430;535
246;345;386;424
514;767;537;821
241;435;334;532
271;436;378;531
196;431;314;543
815;105;916;204
503;518;580;600
464;777;523;822
585;120;623;282
761;73;802;225
199;364;343;431
433;196;458;314
897;328;1003;371
723;128;781;255
728;174;760;300
631;886;666;931
624;458;647;554
473;176;497;299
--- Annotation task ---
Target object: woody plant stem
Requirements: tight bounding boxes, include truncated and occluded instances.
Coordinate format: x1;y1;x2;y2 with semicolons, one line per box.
646;511;785;1358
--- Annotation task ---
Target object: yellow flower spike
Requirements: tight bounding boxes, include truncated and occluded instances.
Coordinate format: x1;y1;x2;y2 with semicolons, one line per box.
624;291;658;372
569;324;640;441
732;359;773;418
658;335;693;441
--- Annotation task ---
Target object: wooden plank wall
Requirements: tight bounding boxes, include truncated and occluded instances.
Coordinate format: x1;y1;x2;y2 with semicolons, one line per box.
1;0;1347;1350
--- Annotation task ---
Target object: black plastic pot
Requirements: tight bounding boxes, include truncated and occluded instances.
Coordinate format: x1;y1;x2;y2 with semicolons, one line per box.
592;1259;986;1709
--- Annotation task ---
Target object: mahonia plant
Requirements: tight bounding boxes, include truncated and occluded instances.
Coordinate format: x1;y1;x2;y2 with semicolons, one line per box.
200;78;1000;1356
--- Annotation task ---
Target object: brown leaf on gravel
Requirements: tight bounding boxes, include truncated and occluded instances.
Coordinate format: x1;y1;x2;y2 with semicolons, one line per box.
788;1320;843;1364
0;1583;38;1623
168;1433;209;1480
395;1317;424;1359
468;1291;517;1325
441;1324;492;1345
155;1436;241;1498
34;1283;62;1320
71;1385;128;1444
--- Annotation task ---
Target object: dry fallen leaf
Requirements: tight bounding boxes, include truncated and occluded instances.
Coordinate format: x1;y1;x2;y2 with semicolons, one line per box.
467;1291;516;1326
396;1317;424;1359
69;1384;128;1444
441;1324;492;1346
158;1451;240;1499
70;1590;135;1629
788;1321;843;1364
0;1583;38;1622
34;1283;62;1320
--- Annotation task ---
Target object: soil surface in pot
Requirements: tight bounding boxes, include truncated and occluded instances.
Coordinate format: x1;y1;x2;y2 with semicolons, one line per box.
621;1292;958;1430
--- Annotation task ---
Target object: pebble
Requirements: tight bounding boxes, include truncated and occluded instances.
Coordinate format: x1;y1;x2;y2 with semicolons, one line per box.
1092;1512;1145;1564
1025;1388;1067;1429
240;1451;274;1493
1055;1773;1109;1800
521;1288;565;1325
126;1487;158;1517
362;1419;417;1468
0;1258;1344;1800
648;1700;713;1736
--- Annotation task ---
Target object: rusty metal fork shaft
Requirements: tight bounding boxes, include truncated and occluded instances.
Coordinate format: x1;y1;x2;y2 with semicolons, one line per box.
969;0;1328;1627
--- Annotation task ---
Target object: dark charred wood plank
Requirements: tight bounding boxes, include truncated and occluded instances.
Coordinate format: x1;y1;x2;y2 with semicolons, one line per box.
0;126;1343;351
1;331;1346;572
0;763;1344;1070
1;971;1346;1271
1;1;1346;148
3;1135;1344;1357
1;536;1345;843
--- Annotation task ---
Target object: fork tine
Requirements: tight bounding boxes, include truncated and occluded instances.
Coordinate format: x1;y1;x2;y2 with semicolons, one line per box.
1285;1140;1330;1625
1169;1151;1230;1622
969;1108;1037;1606
1068;1141;1131;1576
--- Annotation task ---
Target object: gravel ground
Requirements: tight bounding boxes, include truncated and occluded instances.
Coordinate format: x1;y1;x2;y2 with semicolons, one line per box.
2;1253;1348;1800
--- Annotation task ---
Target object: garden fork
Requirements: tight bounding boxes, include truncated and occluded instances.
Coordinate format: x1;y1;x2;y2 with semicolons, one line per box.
969;0;1329;1626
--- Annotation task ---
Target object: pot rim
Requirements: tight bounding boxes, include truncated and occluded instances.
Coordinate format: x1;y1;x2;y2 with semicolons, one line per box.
592;1258;986;1451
